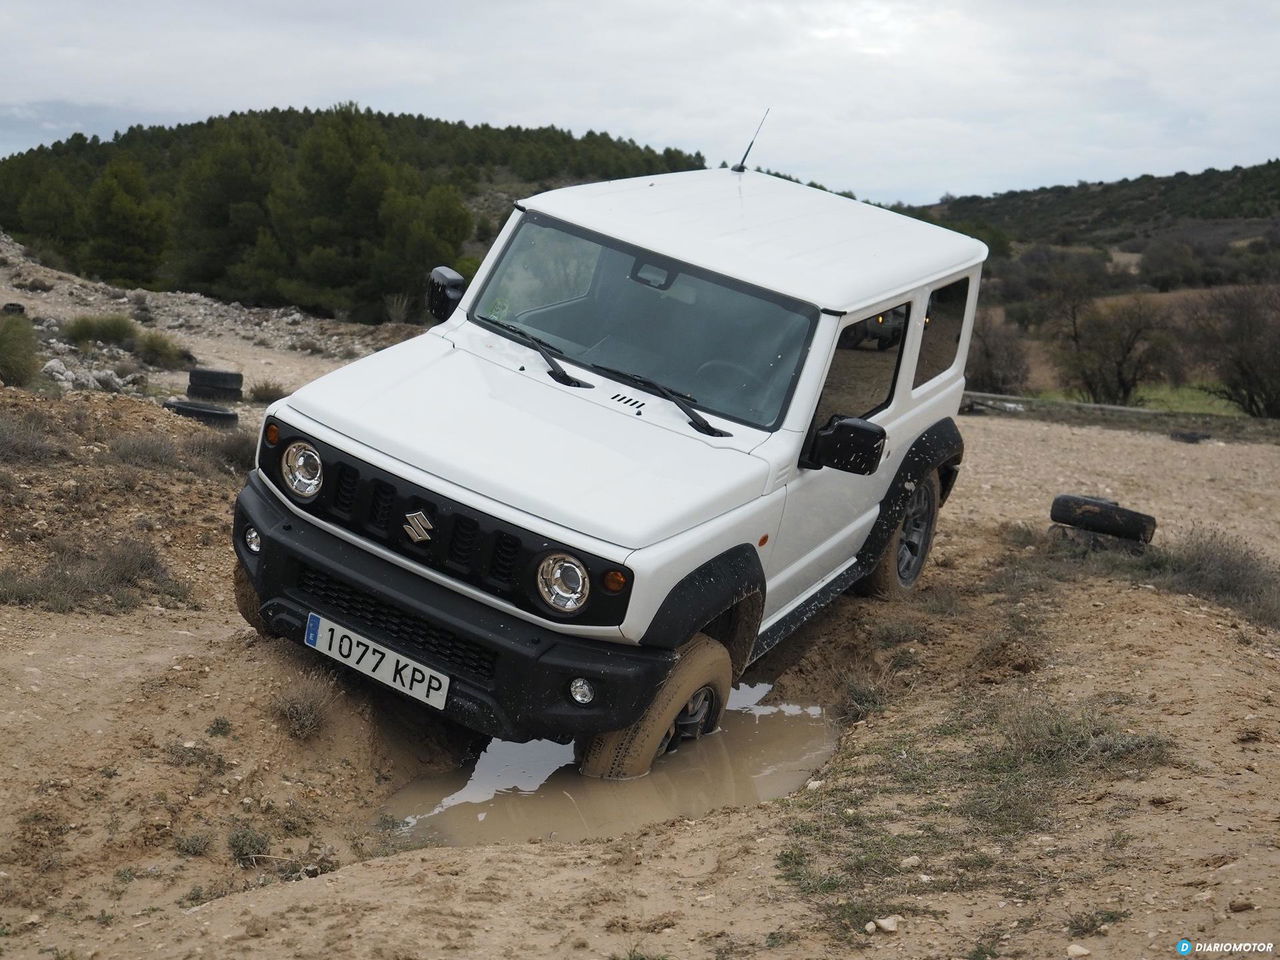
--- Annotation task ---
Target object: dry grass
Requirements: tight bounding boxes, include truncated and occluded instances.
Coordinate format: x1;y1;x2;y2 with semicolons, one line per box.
174;832;213;857
273;670;337;740
0;535;189;613
111;429;256;474
132;330;186;369
0;408;68;461
63;314;135;346
227;824;270;866
0;314;40;386
998;522;1280;629
249;379;288;403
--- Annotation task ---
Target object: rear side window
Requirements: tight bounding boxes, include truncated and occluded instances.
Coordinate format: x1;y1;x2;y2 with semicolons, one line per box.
913;277;970;388
812;302;910;426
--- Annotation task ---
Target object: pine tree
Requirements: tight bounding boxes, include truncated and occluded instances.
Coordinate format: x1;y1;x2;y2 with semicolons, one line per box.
81;158;167;285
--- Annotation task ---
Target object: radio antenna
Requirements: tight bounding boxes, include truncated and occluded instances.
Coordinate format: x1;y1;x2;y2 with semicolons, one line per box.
730;108;771;172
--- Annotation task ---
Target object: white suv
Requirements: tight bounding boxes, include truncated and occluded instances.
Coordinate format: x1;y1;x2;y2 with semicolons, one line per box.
232;169;987;778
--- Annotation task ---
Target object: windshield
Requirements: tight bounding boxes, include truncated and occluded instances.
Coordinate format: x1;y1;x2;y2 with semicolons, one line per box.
469;212;818;431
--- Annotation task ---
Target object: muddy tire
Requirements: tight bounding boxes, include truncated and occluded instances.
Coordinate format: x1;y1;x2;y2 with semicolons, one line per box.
1050;494;1156;543
856;470;941;599
577;634;731;781
233;560;270;635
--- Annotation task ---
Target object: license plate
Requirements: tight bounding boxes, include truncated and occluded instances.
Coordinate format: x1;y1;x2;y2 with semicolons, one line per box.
305;612;450;710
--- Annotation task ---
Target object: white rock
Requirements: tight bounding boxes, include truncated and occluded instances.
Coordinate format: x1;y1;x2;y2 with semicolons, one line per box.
41;358;68;378
1067;946;1091;958
874;917;899;933
899;855;921;869
864;921;876;935
806;779;823;790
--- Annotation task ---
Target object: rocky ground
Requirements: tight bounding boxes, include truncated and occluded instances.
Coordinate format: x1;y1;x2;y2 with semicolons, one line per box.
1;247;1279;959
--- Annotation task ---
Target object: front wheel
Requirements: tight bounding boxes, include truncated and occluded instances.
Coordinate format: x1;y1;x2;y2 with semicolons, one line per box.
856;470;941;599
577;634;731;780
233;560;270;635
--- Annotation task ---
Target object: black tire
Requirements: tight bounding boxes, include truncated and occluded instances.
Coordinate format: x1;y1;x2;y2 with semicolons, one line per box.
163;399;239;429
1050;494;1156;543
2;302;25;315
577;634;731;780
856;470;941;599
233;560;270;635
187;383;243;401
189;369;244;390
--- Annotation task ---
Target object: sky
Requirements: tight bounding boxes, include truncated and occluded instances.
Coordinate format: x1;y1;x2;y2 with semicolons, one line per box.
2;0;1278;205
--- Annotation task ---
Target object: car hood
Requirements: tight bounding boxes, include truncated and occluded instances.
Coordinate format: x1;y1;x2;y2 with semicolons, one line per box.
284;334;768;549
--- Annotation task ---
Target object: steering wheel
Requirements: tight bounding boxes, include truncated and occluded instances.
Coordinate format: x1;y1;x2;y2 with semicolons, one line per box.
694;360;767;398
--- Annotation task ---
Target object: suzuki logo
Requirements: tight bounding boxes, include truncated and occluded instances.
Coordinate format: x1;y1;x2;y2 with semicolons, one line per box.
402;511;434;543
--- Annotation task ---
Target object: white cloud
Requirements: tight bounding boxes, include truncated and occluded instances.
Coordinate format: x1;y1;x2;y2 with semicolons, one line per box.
1;0;1277;203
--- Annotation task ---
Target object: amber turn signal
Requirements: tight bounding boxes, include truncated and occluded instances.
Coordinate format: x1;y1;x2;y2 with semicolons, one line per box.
602;569;628;593
264;423;280;446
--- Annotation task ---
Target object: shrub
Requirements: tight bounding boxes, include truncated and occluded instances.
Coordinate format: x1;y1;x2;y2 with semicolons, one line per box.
111;433;177;467
132;330;185;369
0;409;66;459
1183;285;1280;418
227;824;270;865
1049;295;1182;405
383;293;412;325
63;314;136;346
965;310;1030;395
0;535;187;613
0;314;40;386
273;670;336;740
174;832;213;857
249;379;288;403
183;429;257;473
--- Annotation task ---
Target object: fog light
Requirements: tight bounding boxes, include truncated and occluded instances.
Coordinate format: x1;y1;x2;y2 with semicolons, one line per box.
245;526;261;554
569;678;595;705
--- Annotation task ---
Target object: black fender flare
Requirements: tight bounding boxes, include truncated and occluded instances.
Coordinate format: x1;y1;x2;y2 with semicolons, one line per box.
638;543;765;677
855;416;964;572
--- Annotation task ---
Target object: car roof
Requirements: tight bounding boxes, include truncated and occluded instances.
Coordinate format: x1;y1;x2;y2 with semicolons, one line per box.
521;169;988;314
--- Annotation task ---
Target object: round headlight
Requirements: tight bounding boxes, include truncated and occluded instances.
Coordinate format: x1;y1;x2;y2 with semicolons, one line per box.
281;441;323;499
536;553;590;613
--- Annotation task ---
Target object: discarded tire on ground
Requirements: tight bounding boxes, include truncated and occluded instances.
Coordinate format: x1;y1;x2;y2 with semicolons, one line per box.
163;399;239;429
1;302;25;315
1050;494;1156;543
188;368;243;401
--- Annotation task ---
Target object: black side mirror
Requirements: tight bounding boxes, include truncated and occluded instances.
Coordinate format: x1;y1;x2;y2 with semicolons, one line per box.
426;266;466;322
809;416;886;475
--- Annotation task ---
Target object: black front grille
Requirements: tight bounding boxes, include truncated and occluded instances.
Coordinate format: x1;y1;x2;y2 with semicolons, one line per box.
297;565;497;685
258;421;634;626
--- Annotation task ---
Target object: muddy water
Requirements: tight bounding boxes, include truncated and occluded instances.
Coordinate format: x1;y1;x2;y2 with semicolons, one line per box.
381;684;836;845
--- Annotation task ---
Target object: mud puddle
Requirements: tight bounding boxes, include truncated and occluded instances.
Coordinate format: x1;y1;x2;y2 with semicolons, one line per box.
381;684;836;845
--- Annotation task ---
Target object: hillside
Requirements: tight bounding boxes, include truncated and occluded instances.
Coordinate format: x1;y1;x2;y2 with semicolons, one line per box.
926;159;1280;247
0;105;704;322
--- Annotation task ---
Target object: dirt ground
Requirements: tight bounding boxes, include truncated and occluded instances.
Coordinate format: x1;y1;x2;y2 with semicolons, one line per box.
2;252;1280;957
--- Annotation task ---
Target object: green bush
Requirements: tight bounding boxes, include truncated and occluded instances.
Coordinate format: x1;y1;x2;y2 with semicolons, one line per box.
0;315;40;386
63;314;136;346
132;330;185;368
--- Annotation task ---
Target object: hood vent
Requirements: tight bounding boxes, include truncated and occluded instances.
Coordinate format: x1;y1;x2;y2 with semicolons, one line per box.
610;393;646;410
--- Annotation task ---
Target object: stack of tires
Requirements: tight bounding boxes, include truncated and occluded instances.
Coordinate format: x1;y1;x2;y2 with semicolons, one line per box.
163;369;242;429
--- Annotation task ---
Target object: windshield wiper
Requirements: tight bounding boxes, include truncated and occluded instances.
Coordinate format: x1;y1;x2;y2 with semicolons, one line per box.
475;316;591;389
587;363;731;437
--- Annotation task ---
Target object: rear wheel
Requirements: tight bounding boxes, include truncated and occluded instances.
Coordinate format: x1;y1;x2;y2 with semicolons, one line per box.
577;634;731;780
857;470;941;599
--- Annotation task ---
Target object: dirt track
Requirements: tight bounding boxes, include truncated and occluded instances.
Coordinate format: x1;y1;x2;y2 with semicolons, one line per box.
2;246;1280;956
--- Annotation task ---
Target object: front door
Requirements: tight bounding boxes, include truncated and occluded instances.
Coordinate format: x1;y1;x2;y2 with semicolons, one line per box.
763;299;916;619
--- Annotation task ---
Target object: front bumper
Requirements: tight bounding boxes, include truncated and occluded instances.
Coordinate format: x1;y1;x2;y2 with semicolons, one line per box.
233;472;674;742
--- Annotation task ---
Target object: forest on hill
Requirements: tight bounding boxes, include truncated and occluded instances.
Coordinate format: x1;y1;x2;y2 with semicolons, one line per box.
931;160;1280;247
0;104;705;322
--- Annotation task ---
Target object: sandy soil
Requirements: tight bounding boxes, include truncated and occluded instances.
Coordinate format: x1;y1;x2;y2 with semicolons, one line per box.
2;247;1279;958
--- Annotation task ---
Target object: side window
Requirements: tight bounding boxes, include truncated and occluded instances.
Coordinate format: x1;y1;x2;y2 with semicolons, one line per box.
913;277;970;388
813;302;910;427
